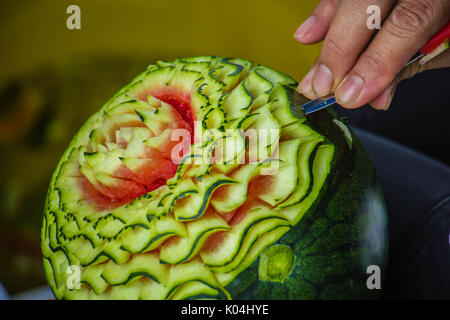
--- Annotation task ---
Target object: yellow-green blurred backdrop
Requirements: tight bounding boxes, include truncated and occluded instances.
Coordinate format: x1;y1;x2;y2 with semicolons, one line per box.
0;0;321;84
0;0;321;294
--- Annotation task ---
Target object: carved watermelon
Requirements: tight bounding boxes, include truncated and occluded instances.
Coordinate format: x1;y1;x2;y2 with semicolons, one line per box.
41;56;388;299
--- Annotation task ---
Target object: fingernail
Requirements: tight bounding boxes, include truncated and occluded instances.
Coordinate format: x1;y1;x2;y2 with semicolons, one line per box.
383;95;393;110
297;67;316;96
294;16;316;41
371;86;394;111
312;64;333;97
336;75;364;106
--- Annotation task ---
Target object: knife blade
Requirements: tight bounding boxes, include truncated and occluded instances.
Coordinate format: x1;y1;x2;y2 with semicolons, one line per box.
299;21;450;115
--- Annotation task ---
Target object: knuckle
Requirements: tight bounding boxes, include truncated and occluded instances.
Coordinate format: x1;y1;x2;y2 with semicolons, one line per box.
322;0;339;8
320;0;333;9
314;0;338;16
361;50;387;74
326;0;339;7
390;0;434;36
322;37;347;59
405;60;429;79
400;63;419;80
410;62;423;77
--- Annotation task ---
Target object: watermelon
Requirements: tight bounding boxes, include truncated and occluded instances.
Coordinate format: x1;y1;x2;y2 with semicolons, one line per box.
41;56;388;300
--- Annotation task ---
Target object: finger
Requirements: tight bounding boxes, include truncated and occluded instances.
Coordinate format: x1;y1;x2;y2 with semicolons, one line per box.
369;80;398;110
369;49;450;110
398;47;450;81
336;0;450;108
294;0;339;44
298;0;396;99
297;64;318;99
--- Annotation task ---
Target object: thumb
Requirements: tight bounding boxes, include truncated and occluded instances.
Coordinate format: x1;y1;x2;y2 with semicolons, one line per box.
369;49;450;111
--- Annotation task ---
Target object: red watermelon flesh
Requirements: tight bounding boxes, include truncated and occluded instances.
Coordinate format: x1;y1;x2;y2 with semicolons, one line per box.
79;88;194;210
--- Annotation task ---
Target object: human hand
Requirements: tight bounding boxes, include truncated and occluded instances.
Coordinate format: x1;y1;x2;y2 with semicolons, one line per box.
294;0;450;110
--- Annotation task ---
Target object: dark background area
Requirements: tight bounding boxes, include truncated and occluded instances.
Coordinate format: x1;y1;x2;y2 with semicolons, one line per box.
338;67;450;299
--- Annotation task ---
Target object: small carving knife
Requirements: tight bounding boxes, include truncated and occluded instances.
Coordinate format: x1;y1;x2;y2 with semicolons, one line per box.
300;21;450;115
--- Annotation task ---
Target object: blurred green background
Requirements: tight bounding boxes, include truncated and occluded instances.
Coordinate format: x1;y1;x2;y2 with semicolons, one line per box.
0;0;321;294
